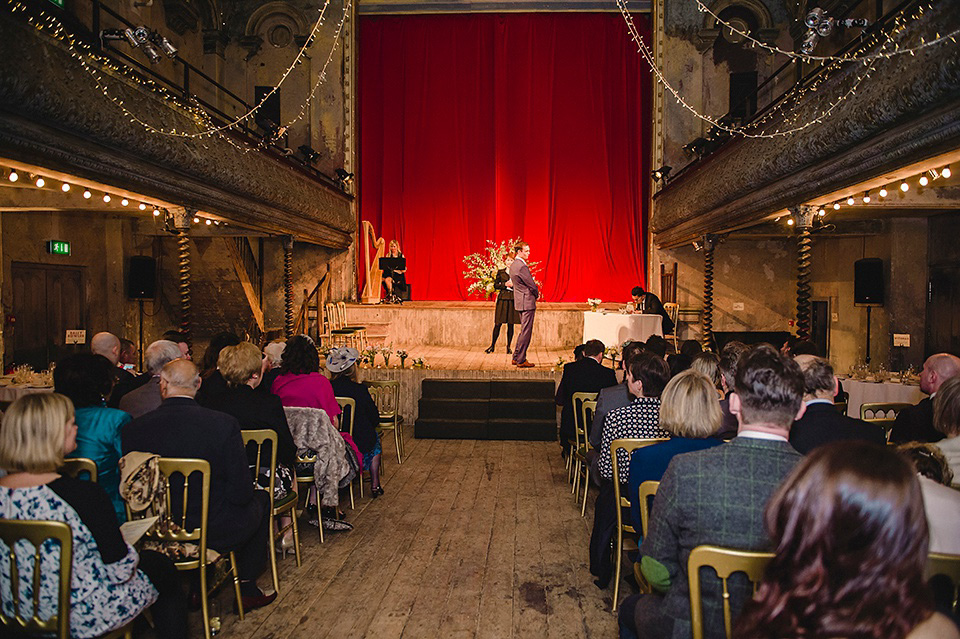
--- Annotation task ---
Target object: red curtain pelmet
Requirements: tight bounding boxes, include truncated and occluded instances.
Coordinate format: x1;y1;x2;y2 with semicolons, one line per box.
359;13;652;302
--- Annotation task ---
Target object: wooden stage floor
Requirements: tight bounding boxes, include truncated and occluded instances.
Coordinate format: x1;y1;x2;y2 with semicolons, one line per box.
378;344;576;371
196;433;619;638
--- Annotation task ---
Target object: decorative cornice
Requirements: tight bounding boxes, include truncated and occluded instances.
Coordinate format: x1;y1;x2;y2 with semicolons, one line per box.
652;1;960;248
0;9;353;248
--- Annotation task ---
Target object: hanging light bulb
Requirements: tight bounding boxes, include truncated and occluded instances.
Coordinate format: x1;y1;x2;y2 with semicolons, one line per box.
943;166;952;179
139;202;147;210
205;219;212;226
833;202;841;210
879;187;888;198
61;182;71;192
102;194;111;203
83;189;92;199
818;208;825;216
919;175;929;187
847;196;855;205
34;176;45;188
862;192;871;203
8;170;19;182
153;208;161;216
787;218;795;226
900;181;909;192
121;198;129;206
193;217;200;224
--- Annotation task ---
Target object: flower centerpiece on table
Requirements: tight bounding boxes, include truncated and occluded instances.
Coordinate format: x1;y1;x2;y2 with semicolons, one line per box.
605;345;621;368
412;358;427;369
554;357;565;372
587;298;602;312
361;347;378;367
462;238;542;298
381;343;393;368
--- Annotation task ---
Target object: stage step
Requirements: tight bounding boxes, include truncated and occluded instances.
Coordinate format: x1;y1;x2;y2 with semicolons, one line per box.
415;378;557;441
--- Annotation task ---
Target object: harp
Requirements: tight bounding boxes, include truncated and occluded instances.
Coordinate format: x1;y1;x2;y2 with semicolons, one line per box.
360;220;386;304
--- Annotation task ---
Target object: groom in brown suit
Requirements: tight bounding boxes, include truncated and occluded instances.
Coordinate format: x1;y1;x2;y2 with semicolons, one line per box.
509;241;539;368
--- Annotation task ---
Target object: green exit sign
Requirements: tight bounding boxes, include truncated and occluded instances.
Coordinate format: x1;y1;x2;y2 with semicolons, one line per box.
47;240;71;255
48;0;65;7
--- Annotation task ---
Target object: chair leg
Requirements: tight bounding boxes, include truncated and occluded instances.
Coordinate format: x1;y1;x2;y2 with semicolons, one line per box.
571;460;580;495
267;515;281;596
394;426;402;465
612;533;622;612
200;562;211;639
230;552;244;620
580;467;590;517
348;481;355;509
291;507;302;567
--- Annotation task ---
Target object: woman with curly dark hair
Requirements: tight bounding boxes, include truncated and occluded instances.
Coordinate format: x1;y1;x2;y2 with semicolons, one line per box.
53;353;131;523
735;441;958;639
270;335;341;423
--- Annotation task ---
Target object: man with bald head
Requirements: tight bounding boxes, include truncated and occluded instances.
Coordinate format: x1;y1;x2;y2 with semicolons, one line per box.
92;331;134;390
118;340;184;418
122;359;276;611
789;355;886;454
892;353;960;444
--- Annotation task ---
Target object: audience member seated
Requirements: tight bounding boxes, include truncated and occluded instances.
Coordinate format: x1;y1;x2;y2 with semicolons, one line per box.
789;355;886;455
93;332;136;408
326;347;384;496
587;341;646;478
690;351;722;395
934;376;960;480
0;393;186;638
118;338;138;372
555;339;617;456
118;340;182;419
644;335;669;359
628;370;723;532
54;353;131;523
898;442;960;555
121;359;276;611
573;343;586;362
161;330;192;361
892;353;960;444
259;339;286;396
736;442;959;639
194;331;242;404
619;344;804;639
271;335;342;424
590;351;671;588
716;340;749;440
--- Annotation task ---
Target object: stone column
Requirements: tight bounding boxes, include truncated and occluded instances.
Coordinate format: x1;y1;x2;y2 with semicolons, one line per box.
791;205;816;340
283;236;294;337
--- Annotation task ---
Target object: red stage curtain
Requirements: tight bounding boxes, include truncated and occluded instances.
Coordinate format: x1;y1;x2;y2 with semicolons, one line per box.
359;13;651;302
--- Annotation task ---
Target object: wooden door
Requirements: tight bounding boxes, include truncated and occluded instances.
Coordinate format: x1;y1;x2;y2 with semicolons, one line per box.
926;265;960;358
10;263;85;369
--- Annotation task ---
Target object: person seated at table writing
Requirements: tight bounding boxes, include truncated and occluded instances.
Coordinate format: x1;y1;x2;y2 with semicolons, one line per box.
891;353;960;444
789;355;886;455
382;239;407;303
630;285;674;334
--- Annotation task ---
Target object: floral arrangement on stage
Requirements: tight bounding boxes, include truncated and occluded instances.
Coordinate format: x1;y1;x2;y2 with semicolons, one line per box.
605;345;621;368
462;238;541;298
587;298;602;312
396;350;408;368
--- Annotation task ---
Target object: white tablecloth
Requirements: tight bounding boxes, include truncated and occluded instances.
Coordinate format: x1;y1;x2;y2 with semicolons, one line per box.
0;384;53;403
842;378;925;419
582;312;663;347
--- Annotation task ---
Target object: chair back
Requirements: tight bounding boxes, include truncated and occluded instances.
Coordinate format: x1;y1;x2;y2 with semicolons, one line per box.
664;303;680;332
0;519;73;639
928;552;960;616
325;303;342;330
241;429;278;502
572;392;598;451
660;262;678;304
336;302;349;328
833;401;847;416
336;396;357;436
638;480;660;539
364;380;400;422
60;458;98;483
860;402;911;440
688;545;774;639
611;438;668;532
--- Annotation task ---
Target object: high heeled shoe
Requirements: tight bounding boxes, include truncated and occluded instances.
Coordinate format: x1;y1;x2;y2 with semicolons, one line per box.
275;535;295;558
371;486;384;497
484;346;494;354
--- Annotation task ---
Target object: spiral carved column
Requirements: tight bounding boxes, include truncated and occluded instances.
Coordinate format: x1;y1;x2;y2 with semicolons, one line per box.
791;206;816;341
701;235;717;351
283;236;294;337
176;229;192;348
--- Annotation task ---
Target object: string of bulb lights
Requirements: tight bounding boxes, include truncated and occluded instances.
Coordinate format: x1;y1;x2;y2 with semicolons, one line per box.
5;0;351;144
3;166;226;226
693;0;958;64
616;0;955;139
780;165;953;226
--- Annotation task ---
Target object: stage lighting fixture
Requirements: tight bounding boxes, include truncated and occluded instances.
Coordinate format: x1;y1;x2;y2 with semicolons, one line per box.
800;30;820;54
683;138;710;158
298;145;321;164
156;35;178;58
651;165;672;182
335;168;355;185
816;17;835;37
804;7;825;28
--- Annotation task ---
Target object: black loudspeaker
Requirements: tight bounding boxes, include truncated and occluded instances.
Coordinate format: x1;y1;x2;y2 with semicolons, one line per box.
127;256;156;299
854;258;884;306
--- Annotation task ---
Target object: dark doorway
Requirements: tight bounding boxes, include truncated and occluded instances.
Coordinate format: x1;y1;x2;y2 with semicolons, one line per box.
11;262;85;369
926;265;960;357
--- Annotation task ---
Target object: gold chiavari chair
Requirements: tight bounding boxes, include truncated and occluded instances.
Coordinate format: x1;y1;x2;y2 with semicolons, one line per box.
572;394;598;516
861;402;912;441
927;552;960;616
688;545;773;639
60;457;98;483
336;396;361;506
364;380;404;464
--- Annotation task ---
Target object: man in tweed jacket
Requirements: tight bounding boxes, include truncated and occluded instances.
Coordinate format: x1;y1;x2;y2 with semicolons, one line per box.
619;344;806;639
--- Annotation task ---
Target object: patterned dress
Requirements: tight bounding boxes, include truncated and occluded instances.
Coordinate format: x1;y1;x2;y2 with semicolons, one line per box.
0;481;157;638
598;396;669;481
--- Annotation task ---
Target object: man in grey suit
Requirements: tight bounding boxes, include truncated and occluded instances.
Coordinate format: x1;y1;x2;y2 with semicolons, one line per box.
119;340;183;418
619;344;805;639
509;241;539;368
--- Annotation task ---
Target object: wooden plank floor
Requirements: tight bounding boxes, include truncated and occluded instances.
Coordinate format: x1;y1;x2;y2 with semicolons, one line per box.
365;345;584;371
203;430;617;638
